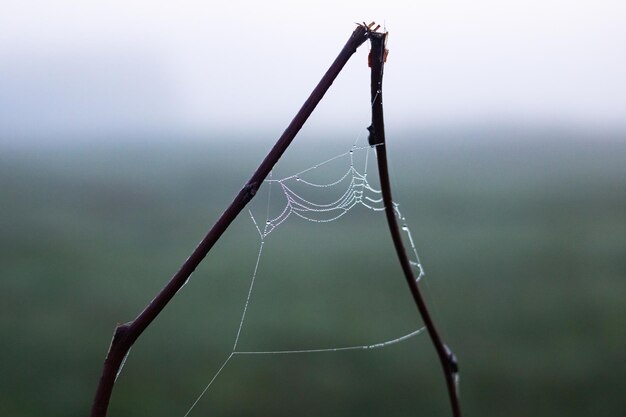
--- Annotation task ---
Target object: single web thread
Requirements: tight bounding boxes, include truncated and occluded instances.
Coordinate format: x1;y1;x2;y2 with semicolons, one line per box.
183;139;426;417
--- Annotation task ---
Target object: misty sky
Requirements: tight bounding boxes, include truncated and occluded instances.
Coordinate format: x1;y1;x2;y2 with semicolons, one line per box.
1;0;625;141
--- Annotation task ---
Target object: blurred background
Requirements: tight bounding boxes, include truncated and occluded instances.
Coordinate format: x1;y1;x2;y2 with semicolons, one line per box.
1;1;624;416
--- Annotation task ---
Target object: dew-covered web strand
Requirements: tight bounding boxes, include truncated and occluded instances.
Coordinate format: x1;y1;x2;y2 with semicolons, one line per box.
263;145;386;229
234;327;426;355
182;141;427;417
231;241;264;352
183;129;426;417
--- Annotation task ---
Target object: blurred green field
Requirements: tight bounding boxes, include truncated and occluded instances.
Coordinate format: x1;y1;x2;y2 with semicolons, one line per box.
1;129;624;417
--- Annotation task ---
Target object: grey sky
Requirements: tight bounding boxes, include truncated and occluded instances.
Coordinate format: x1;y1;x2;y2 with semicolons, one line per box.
1;0;625;140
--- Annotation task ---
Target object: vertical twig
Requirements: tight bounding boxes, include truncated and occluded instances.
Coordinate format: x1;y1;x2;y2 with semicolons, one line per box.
367;29;462;417
89;25;369;417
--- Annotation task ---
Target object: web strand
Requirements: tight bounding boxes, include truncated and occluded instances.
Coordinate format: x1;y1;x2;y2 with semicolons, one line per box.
232;241;265;351
183;140;426;416
233;327;425;355
183;354;234;417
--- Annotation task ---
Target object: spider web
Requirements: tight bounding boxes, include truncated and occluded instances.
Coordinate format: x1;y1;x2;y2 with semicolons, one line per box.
182;132;427;417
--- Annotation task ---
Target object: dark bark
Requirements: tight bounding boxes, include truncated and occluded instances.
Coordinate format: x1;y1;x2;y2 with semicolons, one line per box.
368;31;462;417
90;25;369;417
91;23;462;417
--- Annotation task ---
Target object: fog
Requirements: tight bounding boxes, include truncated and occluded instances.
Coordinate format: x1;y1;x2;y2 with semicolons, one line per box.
1;1;625;143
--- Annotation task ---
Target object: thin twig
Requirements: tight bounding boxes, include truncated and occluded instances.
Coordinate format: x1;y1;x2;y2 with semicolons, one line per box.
89;25;369;417
367;30;462;417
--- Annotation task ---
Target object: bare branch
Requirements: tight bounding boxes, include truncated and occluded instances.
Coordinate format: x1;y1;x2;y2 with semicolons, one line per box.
368;29;463;417
90;25;369;417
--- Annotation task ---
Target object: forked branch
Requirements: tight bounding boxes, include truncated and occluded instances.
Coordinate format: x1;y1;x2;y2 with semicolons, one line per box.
90;23;462;417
